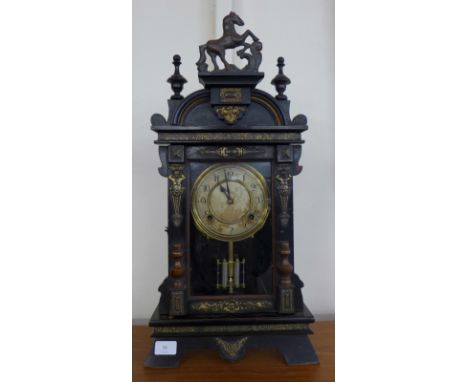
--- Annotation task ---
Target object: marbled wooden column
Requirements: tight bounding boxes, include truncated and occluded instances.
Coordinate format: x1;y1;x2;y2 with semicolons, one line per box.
277;240;294;313
169;243;186;316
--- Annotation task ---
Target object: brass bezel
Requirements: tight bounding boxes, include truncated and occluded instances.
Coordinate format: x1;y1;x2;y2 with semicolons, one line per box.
191;163;270;242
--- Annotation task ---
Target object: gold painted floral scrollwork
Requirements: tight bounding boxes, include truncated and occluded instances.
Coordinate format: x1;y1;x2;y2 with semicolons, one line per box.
199;146;265;158
191;299;272;313
153;323;309;335
168;165;185;227
158;132;300;142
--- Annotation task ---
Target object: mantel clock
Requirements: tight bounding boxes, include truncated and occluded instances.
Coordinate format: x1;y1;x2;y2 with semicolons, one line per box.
144;12;319;367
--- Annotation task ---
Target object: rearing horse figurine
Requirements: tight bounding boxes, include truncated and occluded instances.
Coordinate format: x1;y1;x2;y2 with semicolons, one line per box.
197;12;260;72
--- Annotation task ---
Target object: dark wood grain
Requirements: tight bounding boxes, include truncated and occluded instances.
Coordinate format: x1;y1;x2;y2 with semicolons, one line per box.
133;321;334;382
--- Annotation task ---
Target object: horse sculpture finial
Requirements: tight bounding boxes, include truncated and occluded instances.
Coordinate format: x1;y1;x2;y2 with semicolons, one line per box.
196;12;262;72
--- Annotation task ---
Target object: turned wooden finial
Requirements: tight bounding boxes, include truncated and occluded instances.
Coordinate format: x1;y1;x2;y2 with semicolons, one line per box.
167;54;187;100
271;57;291;100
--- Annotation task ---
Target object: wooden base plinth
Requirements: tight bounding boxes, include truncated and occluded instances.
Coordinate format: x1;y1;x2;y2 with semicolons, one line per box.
144;304;319;368
145;333;318;367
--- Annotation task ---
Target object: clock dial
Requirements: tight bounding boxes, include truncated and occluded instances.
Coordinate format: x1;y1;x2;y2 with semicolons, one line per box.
191;163;270;242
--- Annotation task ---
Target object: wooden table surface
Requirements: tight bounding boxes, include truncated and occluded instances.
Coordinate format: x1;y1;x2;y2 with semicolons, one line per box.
133;321;334;382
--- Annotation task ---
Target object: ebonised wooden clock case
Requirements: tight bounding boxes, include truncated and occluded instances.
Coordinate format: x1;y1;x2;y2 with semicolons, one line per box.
144;12;319;367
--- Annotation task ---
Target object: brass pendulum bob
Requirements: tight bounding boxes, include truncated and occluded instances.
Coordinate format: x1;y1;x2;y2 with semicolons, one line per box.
217;241;245;293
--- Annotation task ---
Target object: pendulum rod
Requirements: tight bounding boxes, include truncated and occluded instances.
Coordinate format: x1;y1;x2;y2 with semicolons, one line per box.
216;259;221;289
228;240;234;294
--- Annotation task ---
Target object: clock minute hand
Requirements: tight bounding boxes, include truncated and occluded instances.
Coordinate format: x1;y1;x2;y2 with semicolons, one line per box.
224;170;233;203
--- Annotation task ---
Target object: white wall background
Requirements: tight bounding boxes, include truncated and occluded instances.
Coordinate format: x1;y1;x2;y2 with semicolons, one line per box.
133;0;334;320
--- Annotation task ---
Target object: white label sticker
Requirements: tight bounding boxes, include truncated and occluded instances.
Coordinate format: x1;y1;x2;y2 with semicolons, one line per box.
154;341;177;355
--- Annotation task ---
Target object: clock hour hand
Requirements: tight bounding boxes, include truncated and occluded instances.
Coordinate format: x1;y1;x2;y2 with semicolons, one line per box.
219;183;230;200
